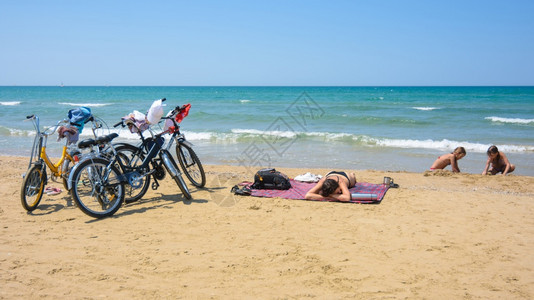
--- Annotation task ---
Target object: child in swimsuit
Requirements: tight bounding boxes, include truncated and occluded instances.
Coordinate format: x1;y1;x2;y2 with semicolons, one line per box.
482;145;515;175
305;171;357;202
430;147;466;172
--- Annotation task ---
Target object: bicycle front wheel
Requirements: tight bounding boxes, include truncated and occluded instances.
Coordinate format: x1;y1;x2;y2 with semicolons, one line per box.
21;165;46;211
70;157;125;218
176;143;206;188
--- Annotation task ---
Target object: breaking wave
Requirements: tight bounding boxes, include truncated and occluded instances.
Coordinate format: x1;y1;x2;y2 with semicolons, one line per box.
0;101;21;106
412;107;439;111
2;126;533;153
485;116;534;125
59;102;112;107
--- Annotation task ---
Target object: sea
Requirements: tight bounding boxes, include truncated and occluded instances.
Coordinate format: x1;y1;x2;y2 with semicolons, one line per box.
1;86;533;176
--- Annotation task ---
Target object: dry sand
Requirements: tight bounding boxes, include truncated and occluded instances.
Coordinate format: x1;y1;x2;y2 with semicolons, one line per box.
1;155;534;299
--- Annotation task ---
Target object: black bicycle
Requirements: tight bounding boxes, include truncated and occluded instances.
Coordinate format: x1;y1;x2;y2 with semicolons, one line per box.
112;101;205;202
68;101;194;218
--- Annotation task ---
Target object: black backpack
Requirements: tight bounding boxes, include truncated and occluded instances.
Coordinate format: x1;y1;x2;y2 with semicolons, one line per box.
251;168;291;190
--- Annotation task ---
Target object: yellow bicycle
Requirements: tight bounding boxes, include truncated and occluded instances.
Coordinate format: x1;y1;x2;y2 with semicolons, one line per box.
20;114;102;211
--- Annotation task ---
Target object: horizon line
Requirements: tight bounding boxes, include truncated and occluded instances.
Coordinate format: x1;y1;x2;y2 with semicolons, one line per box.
2;85;534;88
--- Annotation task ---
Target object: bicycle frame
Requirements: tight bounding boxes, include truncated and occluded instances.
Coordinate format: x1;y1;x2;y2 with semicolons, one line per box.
25;114;105;179
76;111;187;189
25;115;74;178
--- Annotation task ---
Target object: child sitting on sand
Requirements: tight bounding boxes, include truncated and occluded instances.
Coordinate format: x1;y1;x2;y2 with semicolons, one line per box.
482;145;515;175
430;147;466;172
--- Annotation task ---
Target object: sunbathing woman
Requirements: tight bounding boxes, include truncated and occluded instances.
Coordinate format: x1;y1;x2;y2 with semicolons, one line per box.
430;147;466;172
305;171;356;202
482;145;515;175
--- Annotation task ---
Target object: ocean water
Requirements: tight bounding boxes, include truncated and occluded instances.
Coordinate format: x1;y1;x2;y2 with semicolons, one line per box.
1;86;533;176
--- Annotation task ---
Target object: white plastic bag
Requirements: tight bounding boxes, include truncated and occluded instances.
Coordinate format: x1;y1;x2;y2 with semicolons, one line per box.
146;99;164;124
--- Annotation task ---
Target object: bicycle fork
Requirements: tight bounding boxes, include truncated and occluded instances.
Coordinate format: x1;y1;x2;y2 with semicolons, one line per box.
160;150;179;177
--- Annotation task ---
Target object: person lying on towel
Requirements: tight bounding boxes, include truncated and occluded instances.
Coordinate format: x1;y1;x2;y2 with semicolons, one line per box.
305;171;357;202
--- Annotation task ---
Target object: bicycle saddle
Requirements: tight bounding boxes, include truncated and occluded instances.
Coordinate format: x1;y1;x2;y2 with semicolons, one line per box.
96;133;119;145
78;139;96;149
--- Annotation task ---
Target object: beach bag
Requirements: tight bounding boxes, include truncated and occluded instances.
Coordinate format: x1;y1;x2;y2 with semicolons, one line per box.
251;168;291;190
68;107;92;133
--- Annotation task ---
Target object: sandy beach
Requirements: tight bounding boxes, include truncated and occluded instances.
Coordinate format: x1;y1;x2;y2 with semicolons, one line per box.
1;155;534;299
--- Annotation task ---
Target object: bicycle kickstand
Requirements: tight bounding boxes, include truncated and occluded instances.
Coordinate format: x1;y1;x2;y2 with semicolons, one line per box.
151;177;160;190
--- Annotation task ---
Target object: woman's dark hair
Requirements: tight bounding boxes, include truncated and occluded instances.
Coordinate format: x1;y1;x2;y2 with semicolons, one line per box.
487;145;499;155
487;145;500;160
320;178;339;197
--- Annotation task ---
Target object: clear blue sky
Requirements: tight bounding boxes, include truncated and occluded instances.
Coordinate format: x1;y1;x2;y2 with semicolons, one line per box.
1;0;533;86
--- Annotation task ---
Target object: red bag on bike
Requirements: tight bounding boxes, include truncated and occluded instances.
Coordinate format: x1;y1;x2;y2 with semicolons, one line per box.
175;104;191;123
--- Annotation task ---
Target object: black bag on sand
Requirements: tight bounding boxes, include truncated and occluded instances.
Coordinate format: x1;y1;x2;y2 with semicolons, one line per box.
251;168;291;190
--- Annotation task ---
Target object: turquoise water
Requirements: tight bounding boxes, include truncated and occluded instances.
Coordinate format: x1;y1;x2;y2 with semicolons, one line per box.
1;86;533;175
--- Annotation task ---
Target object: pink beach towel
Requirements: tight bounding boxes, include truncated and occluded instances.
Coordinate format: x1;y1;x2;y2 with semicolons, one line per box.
247;179;389;204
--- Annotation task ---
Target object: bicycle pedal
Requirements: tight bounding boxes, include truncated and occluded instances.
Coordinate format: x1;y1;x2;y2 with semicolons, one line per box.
151;181;159;190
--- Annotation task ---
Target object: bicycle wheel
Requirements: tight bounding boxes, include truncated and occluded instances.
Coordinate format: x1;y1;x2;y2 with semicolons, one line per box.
114;143;151;203
20;165;47;211
70;157;125;218
161;150;192;200
176;143;206;188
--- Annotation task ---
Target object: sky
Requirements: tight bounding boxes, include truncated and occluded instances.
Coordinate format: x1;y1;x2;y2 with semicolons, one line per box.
1;0;533;86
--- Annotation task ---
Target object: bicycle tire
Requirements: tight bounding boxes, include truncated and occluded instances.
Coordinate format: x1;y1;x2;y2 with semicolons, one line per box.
20;165;46;211
70;157;125;218
176;143;206;188
114;143;151;203
161;150;192;200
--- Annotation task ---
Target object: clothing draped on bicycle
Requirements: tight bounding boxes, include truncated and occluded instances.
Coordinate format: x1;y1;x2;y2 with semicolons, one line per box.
58;107;93;144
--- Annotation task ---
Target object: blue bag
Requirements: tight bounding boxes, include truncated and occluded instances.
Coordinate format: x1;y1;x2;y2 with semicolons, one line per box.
68;107;92;133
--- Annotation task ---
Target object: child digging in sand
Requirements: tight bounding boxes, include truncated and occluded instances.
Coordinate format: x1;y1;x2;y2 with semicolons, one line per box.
430;147;466;172
482;145;515;175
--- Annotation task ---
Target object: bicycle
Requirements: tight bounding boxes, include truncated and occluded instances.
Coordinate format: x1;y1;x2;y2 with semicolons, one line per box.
68;100;192;218
164;103;206;188
67;133;127;218
110;101;205;202
20;113;103;211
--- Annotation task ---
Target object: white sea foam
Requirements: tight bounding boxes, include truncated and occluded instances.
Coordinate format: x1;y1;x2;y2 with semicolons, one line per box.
3;124;534;155
181;131;214;140
7;128;35;137
0;101;21;106
239;99;251;103
59;102;112;107
227;129;534;153
368;137;534;153
231;128;297;139
412;107;439;111
485;116;534;125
